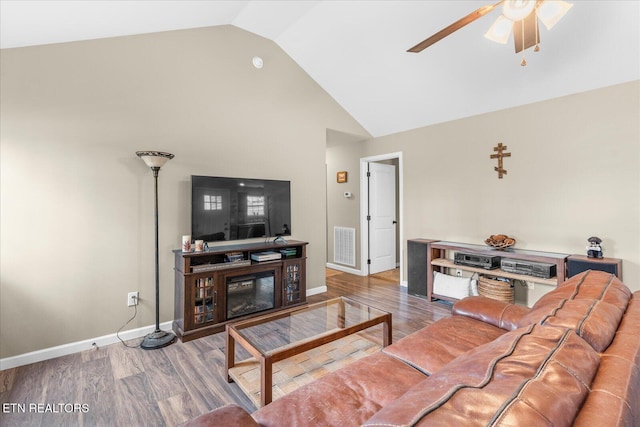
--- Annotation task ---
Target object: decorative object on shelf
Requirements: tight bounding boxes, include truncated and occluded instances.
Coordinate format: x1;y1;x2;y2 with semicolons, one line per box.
182;235;191;252
490;143;511;179
485;234;516;250
136;150;176;350
194;240;204;252
586;236;603;259
337;171;348;183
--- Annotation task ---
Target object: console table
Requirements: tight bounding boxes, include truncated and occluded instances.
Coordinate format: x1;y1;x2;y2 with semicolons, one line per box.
173;240;307;342
421;240;570;302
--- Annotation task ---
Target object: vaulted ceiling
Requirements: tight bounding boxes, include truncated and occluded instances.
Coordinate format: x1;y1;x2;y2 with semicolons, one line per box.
2;1;639;137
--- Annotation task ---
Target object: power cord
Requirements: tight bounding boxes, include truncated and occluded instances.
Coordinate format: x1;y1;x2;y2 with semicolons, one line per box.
116;295;143;348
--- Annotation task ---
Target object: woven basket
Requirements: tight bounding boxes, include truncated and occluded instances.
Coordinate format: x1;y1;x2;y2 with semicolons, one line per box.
478;276;514;303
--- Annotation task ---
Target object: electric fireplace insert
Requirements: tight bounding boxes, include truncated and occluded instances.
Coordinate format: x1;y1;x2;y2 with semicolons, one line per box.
226;270;275;319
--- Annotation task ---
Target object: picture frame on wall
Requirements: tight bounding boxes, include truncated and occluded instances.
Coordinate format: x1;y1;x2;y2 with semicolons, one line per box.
337;171;347;183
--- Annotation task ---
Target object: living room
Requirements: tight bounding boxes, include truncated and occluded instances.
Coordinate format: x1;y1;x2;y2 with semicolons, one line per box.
1;1;639;425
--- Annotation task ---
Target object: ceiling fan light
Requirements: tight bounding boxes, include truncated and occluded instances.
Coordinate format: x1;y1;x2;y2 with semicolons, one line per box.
485;16;513;44
537;1;573;30
502;0;536;22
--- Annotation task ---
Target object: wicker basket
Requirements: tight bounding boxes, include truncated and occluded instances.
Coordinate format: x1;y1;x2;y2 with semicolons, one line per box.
478;276;514;303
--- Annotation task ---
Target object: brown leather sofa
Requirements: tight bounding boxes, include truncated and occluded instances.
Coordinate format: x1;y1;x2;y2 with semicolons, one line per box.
184;270;640;426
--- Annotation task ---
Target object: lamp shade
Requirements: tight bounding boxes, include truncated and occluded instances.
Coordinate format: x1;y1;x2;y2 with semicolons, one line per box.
136;151;175;168
537;1;573;30
485;15;513;44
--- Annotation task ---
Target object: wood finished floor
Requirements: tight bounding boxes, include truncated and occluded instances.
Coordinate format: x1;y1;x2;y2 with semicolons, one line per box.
0;269;452;427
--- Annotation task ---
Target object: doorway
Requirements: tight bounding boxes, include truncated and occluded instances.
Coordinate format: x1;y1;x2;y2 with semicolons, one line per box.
360;152;403;281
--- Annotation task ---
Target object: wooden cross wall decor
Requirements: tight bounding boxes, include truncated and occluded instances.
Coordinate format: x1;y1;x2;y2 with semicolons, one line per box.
490;143;511;179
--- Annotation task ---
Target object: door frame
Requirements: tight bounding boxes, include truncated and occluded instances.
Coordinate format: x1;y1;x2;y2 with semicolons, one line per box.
359;152;404;284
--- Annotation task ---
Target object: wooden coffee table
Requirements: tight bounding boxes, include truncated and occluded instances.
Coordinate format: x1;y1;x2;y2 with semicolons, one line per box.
225;297;392;407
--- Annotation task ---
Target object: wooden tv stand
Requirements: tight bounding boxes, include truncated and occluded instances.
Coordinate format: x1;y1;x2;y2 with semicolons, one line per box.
173;240;307;342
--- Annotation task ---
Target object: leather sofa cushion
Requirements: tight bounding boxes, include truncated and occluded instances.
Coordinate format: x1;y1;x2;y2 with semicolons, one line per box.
516;270;631;352
251;352;427;427
382;315;506;375
364;324;600;427
452;295;530;331
574;291;640;427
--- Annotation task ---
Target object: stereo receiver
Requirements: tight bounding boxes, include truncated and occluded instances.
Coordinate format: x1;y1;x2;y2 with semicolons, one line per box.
454;252;501;270
501;259;556;279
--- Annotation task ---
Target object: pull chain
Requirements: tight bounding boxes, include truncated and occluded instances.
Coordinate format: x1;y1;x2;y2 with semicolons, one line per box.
534;13;540;52
520;20;527;66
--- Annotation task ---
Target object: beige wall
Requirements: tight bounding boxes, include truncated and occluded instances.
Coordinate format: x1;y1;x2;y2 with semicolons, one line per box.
0;26;368;358
361;81;640;294
2;25;637;360
326;135;402;274
326;130;366;270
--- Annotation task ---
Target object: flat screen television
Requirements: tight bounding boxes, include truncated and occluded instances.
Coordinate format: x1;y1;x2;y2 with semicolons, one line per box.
191;175;291;243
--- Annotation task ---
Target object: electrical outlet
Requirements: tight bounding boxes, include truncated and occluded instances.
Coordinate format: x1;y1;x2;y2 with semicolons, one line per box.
526;282;535;290
127;292;139;307
456;269;463;277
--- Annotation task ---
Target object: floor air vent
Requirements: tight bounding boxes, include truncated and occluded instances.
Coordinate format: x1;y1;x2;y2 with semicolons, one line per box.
334;226;356;267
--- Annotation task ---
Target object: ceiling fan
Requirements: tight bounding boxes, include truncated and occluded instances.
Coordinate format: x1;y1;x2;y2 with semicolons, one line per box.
408;0;573;65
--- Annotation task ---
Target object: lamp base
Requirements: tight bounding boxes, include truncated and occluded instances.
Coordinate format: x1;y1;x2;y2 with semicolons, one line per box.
140;330;176;350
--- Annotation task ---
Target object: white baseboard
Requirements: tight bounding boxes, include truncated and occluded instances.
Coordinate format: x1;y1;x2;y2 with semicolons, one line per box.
0;321;173;371
326;262;365;276
307;285;327;296
1;284;338;371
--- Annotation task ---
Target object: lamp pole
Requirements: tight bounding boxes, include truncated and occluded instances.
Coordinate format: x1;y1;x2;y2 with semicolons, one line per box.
136;151;176;350
152;166;161;334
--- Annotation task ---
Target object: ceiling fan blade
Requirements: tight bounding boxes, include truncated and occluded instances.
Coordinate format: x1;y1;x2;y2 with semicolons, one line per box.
407;0;505;53
513;11;540;53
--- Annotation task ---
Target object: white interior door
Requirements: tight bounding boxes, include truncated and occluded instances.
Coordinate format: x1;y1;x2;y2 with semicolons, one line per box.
368;162;396;274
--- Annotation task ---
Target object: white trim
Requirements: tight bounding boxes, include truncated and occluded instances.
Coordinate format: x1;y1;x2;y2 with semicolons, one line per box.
360;152;404;280
0;321;172;370
306;285;327;296
326;262;365;276
0;284;347;371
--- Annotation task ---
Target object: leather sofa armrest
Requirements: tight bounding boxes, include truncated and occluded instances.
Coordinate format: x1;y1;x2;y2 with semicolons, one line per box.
452;296;529;330
180;404;259;427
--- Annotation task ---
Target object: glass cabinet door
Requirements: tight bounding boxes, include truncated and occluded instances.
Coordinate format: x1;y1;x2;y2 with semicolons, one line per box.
193;275;216;325
283;260;303;305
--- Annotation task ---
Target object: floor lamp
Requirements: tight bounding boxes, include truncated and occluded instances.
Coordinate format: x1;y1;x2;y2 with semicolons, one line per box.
136;151;176;350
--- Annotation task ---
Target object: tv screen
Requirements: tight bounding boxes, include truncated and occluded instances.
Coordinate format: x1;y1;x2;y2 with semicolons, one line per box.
191;175;291;242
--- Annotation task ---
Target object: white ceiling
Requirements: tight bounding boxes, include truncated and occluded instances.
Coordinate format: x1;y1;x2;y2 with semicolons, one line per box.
2;1;639;137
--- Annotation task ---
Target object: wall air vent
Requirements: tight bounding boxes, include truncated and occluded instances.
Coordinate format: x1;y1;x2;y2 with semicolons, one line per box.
334;226;356;267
